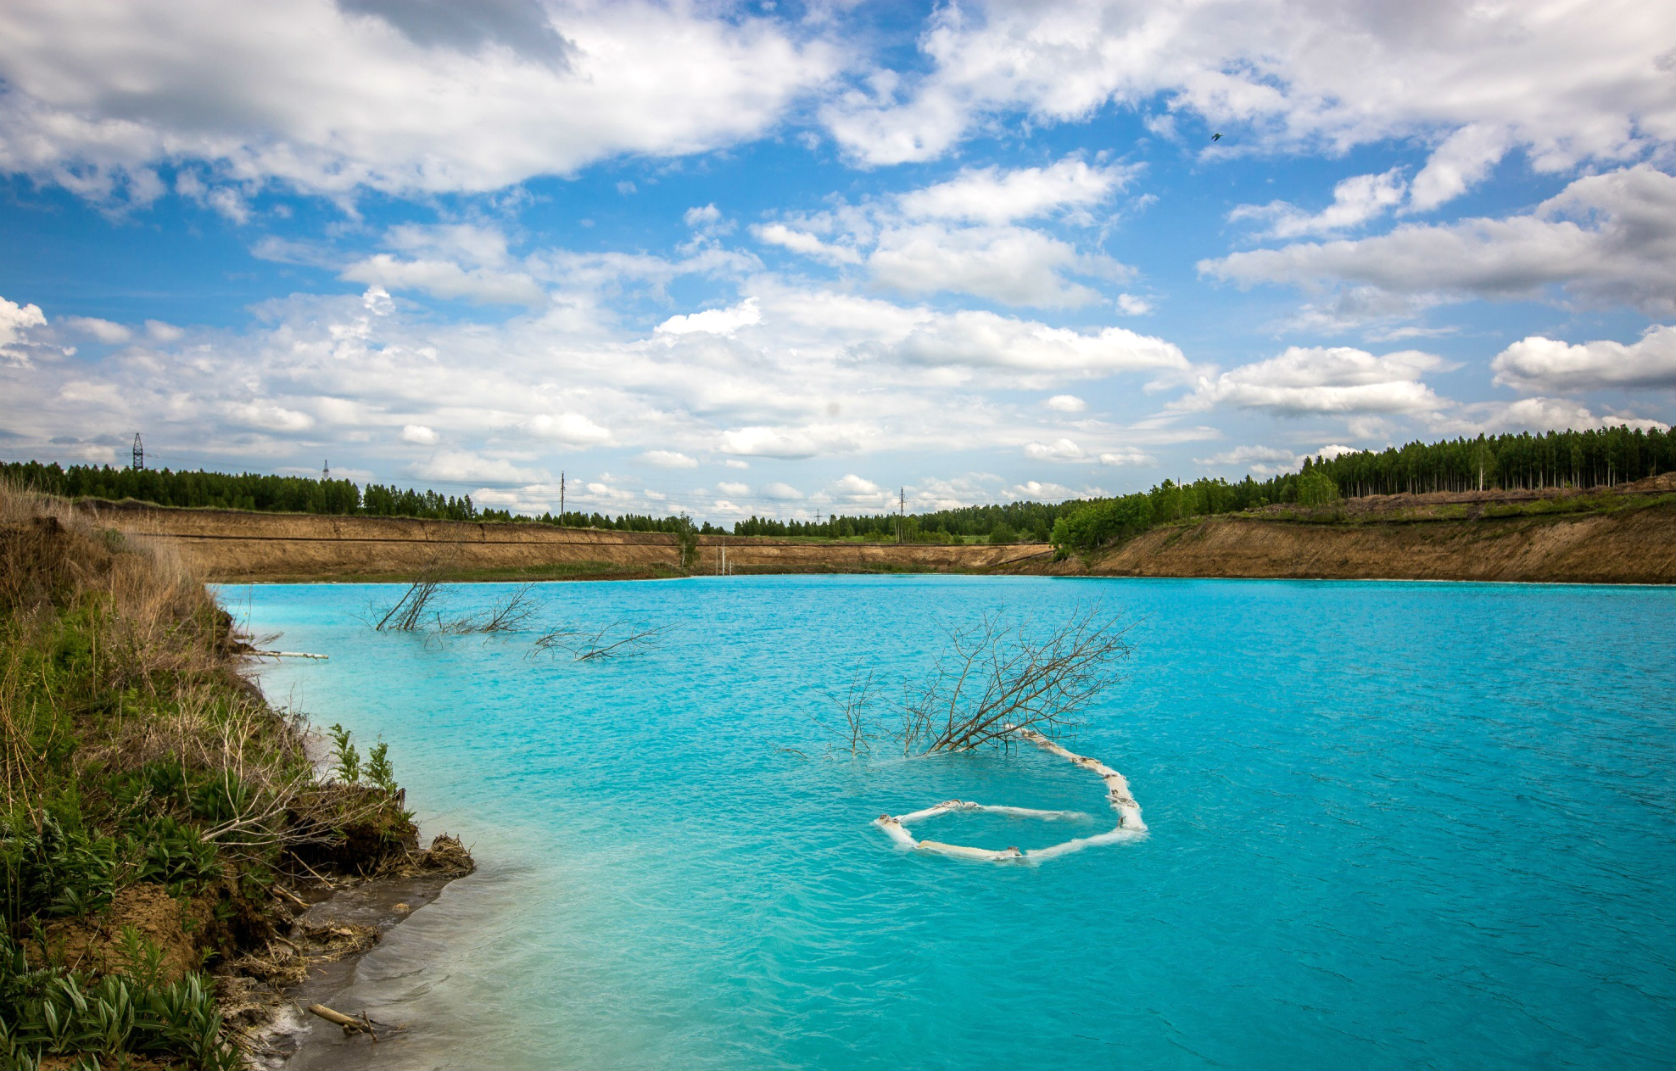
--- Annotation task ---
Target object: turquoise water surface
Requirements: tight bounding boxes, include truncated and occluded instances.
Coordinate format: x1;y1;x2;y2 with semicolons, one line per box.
233;575;1676;1070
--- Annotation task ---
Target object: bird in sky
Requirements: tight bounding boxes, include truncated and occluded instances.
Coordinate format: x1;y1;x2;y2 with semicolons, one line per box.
1211;132;1222;141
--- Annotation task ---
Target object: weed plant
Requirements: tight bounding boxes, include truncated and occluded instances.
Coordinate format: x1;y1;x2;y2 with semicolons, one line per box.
0;479;418;1065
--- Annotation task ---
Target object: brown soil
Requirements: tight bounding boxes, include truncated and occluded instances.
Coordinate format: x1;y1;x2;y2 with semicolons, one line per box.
38;883;202;983
80;479;1673;585
82;501;1051;582
1054;491;1673;584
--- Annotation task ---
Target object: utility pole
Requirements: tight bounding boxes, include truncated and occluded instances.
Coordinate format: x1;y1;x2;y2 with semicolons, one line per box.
559;471;565;521
131;433;144;471
898;486;905;544
322;459;330;481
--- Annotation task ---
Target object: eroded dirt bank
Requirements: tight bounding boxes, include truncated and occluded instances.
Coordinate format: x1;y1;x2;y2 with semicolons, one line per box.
83;502;1053;581
80;490;1672;585
1047;502;1674;584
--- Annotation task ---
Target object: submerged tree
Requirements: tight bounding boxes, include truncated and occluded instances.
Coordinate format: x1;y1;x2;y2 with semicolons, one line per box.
828;605;1132;756
373;575;441;632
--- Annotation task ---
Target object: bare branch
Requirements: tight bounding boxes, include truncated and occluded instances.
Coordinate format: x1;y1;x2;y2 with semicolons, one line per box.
529;620;673;661
437;583;537;634
893;604;1130;754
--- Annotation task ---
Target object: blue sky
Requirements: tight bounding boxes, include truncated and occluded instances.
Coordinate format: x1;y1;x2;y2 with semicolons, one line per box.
1;0;1672;523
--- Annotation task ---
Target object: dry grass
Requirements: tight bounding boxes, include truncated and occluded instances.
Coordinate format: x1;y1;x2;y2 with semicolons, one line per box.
1;476;410;857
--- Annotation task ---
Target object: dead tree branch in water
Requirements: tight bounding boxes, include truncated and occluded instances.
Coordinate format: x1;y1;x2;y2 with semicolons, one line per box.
824;604;1130;756
908;605;1130;753
529;621;673;661
437;583;537;634
374;577;440;632
817;670;878;755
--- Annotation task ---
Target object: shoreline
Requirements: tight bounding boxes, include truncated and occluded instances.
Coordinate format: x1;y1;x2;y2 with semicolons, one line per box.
91;481;1674;587
234;664;477;1068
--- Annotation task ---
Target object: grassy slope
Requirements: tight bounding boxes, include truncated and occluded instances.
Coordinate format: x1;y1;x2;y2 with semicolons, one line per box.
0;485;426;1068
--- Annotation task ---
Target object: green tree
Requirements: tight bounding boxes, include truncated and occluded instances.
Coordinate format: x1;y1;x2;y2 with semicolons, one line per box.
1297;468;1340;507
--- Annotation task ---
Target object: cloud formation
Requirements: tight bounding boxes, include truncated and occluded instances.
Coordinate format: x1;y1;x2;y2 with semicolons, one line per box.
1186;346;1446;415
0;0;837;200
1203;166;1676;316
1491;325;1676;393
821;0;1675;188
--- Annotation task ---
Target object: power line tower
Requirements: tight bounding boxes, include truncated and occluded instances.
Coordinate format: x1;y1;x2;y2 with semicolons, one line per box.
322;459;330;481
560;471;565;521
131;433;144;471
897;486;905;544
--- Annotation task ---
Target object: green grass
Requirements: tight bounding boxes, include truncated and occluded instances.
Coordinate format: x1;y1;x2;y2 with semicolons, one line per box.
2;483;423;1067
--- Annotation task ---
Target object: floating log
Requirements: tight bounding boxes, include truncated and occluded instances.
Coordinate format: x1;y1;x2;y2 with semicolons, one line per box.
306;1003;374;1037
254;649;329;660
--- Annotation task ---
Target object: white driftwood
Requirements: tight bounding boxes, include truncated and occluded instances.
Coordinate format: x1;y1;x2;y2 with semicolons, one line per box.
306;1003;375;1038
874;726;1145;864
254;649;330;660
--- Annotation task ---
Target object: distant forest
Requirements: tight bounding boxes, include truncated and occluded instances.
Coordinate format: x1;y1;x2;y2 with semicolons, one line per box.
4;425;1671;545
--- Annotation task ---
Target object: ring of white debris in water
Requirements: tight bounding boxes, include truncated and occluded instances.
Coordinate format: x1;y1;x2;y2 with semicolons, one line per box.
875;726;1147;864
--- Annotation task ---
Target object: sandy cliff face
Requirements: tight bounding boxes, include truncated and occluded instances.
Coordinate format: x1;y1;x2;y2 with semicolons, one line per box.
84;494;1672;584
86;503;1051;581
1051;505;1673;584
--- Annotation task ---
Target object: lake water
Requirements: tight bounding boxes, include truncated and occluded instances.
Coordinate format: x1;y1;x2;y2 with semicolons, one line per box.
232;575;1676;1070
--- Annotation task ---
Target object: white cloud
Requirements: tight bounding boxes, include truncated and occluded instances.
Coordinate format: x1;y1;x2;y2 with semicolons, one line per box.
761;481;802;500
1444;397;1670;437
0;0;839;201
144;320;183;342
0;295;48;364
896;157;1134;224
384;223;514;268
0;275;1203;512
830;473;892;506
341;254;546;307
1186;346;1445;415
526;412;611;445
717;480;749;496
1231;168;1408;238
1203;166;1676;316
411;450;547;486
1491;324;1676;393
226;401;315;433
718;423;869;458
206;187;250;224
1407;123;1511;213
1115;293;1152;316
642;449;698;468
360;286;394;317
60;315;132;343
821;1;1676;182
752;223;862;265
684;204;722;228
1024;438;1085;461
1194;444;1297;467
894;311;1187;378
1045;394;1086;413
722;459;749;469
1097;449;1153;466
1011;479;1086;502
655;298;762;337
869;223;1107;307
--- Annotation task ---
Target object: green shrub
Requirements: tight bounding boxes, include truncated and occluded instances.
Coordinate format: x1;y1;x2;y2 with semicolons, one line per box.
328;723;361;784
0;933;240;1070
0;816;117;922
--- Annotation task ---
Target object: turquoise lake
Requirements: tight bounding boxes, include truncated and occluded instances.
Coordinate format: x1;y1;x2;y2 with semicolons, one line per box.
232;575;1676;1070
